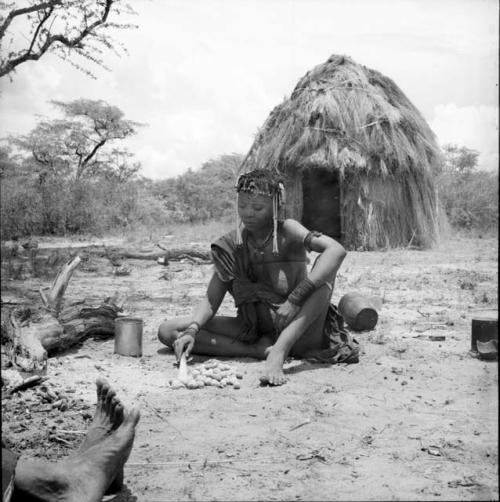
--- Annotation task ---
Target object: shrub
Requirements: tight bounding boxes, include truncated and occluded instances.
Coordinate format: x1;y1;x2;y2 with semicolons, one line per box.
436;145;498;233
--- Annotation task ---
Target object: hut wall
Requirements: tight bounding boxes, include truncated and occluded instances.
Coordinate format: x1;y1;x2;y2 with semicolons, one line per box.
342;173;438;250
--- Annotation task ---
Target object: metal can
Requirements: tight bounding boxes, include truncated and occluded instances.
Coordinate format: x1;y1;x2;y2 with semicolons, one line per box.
471;310;498;353
114;317;143;357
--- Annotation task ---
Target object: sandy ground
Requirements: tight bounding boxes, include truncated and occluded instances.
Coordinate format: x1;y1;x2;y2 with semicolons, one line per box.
1;235;498;501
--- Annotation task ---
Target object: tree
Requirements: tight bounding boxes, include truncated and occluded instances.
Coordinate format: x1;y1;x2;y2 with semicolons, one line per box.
442;144;479;174
0;0;137;79
437;144;498;231
13;98;142;182
0;145;23;178
153;153;243;222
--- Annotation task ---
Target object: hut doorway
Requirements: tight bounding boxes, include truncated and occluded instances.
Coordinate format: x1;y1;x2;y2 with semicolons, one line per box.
301;167;341;241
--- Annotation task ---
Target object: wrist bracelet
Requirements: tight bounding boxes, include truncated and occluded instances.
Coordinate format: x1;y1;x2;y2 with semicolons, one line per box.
288;278;316;306
186;322;201;334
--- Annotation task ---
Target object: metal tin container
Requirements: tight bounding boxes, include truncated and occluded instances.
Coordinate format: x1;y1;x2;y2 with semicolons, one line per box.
114;317;143;357
471;310;498;353
338;292;378;331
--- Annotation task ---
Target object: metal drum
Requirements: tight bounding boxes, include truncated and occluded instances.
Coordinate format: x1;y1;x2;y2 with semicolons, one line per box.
114;317;143;357
338;292;378;331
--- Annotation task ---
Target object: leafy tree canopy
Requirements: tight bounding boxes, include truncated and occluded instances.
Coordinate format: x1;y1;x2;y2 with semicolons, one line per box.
442;144;479;174
11;98;143;183
152;153;243;222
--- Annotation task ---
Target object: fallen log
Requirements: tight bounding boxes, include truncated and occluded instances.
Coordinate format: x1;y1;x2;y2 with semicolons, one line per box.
4;308;54;374
119;246;211;262
2;257;124;374
3;243;212;266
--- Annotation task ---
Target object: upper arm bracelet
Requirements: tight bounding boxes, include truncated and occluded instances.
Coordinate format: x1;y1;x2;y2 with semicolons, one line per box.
303;231;323;252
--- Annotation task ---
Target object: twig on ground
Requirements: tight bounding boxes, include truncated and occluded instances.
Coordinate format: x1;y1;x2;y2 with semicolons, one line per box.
145;402;187;440
50;435;73;446
8;375;48;395
154;243;168;252
290;418;312;431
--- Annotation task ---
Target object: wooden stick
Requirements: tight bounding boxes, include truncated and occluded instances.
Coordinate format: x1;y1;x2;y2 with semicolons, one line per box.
290;418;312;431
39;287;49;308
51;436;74;446
154;242;168;252
8;375;48;395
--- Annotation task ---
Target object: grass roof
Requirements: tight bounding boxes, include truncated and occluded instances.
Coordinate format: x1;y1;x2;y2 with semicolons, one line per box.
240;54;442;179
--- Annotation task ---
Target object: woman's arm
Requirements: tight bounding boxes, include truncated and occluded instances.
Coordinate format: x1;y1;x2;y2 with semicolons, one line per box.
190;272;229;327
173;272;229;359
282;219;347;286
305;233;347;285
274;220;346;332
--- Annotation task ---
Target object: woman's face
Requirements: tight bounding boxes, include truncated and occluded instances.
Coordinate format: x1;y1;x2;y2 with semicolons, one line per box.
237;191;273;232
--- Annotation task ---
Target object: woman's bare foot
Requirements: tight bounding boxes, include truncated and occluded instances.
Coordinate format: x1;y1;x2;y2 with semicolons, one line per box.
13;407;140;502
259;347;287;386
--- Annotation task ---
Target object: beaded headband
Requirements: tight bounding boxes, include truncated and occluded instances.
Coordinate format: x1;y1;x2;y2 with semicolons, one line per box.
235;169;286;254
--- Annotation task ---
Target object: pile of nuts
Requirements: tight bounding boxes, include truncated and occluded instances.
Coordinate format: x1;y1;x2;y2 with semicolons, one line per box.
169;359;243;390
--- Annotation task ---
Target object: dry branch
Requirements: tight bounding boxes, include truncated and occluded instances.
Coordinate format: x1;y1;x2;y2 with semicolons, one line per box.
8;375;48;395
43;255;81;314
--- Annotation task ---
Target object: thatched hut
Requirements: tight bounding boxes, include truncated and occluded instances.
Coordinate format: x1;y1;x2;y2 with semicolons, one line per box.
239;54;442;250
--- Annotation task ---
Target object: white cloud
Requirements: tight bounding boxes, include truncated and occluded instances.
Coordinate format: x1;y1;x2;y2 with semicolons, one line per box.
429;103;499;170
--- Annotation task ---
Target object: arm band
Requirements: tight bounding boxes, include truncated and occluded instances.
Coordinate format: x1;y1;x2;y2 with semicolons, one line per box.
288;278;316;306
304;231;323;252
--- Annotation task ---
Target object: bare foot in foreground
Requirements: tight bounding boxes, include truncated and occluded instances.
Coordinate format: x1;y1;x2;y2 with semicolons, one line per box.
78;377;125;493
62;406;140;501
259;348;287;386
13;381;140;502
79;377;124;451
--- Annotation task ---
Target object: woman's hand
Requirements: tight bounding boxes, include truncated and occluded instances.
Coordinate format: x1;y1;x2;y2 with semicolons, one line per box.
173;330;196;361
275;300;300;332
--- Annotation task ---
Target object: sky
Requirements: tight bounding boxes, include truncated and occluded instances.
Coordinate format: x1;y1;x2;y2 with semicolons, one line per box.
0;0;498;179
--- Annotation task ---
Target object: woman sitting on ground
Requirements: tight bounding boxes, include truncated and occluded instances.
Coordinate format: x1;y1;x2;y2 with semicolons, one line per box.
158;169;358;386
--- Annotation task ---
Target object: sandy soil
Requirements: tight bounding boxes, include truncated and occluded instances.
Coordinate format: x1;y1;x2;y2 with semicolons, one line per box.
1;236;498;501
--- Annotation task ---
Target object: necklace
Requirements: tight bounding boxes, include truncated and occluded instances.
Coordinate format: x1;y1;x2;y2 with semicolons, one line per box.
249;228;273;256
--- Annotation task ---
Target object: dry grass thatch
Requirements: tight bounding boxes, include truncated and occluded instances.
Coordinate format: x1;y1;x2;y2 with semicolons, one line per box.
240;54;443;249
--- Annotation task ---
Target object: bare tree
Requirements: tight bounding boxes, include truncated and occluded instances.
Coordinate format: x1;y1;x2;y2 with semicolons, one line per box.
0;0;137;78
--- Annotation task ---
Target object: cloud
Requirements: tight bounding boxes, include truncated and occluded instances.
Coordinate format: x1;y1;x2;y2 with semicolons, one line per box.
429;103;499;171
